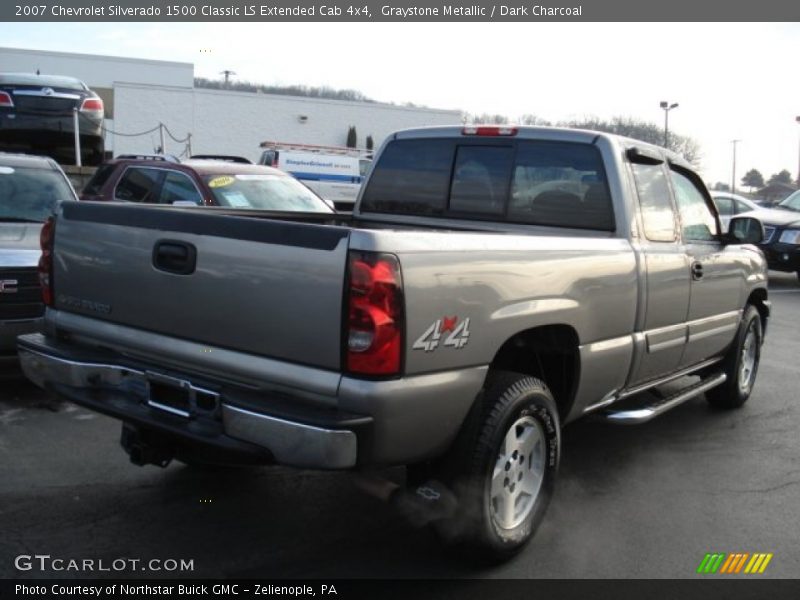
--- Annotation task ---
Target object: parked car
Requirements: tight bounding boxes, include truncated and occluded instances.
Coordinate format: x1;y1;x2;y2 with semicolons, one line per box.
711;192;760;231
20;127;768;560
737;188;800;280
0;152;76;374
0;73;104;165
80;154;335;213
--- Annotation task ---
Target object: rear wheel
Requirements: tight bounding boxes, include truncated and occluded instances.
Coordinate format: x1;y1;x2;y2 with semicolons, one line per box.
706;305;762;409
434;371;560;561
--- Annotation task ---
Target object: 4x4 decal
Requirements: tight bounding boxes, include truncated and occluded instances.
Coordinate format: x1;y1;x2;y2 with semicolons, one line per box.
412;316;471;352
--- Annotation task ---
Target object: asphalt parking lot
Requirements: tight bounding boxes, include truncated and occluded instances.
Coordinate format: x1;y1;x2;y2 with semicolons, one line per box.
1;273;799;580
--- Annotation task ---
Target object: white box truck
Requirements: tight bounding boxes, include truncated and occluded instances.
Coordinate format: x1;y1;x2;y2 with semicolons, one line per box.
258;141;372;211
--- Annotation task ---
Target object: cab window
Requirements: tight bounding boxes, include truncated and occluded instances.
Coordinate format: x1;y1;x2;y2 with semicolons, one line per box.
671;170;717;241
632;163;676;242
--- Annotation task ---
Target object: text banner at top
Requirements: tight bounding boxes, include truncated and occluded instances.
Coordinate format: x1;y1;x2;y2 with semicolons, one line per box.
3;0;800;22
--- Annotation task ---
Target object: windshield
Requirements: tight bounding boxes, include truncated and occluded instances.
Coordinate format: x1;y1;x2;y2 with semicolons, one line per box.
778;190;800;212
0;165;75;222
204;173;333;213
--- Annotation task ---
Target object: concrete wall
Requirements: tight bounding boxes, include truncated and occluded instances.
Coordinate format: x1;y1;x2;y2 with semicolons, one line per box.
0;47;194;89
112;83;462;161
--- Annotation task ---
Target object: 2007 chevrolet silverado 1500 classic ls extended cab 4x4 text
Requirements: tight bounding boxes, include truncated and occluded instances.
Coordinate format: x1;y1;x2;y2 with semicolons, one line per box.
18;126;769;560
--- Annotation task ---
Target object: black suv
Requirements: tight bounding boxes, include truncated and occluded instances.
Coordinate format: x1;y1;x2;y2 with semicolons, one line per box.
0;73;105;165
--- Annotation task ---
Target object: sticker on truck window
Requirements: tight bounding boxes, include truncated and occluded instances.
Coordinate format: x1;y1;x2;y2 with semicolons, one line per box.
412;317;471;352
208;175;235;188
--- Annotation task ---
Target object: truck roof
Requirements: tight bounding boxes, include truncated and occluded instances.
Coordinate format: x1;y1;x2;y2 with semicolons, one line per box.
389;125;691;169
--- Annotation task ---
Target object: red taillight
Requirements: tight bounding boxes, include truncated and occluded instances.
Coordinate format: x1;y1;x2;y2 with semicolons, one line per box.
38;218;55;306
0;91;14;108
462;125;518;137
80;97;103;112
346;251;403;376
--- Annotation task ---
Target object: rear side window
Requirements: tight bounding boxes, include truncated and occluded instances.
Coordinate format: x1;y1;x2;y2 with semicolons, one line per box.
115;167;163;203
362;138;614;230
82;164;116;196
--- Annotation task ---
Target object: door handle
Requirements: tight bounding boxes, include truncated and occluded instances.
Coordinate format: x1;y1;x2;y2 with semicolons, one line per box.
153;240;197;275
691;261;704;280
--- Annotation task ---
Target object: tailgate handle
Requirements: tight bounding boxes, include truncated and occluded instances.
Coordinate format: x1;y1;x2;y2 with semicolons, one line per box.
153;240;197;275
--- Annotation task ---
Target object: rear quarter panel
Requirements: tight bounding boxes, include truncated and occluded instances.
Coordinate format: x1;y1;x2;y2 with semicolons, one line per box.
351;228;638;418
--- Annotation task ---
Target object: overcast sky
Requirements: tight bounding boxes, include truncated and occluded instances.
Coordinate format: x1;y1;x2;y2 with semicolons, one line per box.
1;22;799;187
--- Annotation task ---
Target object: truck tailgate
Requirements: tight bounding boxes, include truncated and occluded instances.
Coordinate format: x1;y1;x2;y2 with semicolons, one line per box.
53;203;349;370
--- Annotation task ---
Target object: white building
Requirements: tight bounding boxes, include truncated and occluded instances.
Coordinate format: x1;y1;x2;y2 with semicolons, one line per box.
0;47;461;160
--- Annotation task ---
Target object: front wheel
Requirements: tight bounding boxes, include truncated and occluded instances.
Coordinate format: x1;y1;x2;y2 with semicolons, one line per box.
436;371;560;561
706;305;762;409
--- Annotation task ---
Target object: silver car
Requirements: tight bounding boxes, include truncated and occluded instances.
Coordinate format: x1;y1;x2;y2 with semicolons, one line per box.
712;191;761;231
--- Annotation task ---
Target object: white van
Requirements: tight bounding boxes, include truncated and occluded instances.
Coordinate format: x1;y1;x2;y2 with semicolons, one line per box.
258;141;372;210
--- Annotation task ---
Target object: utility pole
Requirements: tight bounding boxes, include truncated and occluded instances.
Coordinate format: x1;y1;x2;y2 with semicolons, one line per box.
220;70;236;86
731;139;741;195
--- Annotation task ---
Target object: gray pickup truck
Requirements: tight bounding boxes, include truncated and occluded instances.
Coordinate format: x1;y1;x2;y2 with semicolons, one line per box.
18;126;769;560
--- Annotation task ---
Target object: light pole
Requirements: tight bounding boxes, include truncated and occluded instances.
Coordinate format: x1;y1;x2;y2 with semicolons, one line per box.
731;139;741;195
660;101;679;148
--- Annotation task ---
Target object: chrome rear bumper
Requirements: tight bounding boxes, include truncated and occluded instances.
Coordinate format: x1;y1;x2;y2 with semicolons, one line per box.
18;340;358;469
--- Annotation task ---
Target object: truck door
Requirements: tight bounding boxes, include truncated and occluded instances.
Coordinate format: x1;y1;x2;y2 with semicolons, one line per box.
669;166;743;367
628;157;691;385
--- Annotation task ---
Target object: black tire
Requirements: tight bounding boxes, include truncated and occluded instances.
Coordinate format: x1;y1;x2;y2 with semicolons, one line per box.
433;371;560;561
706;305;762;409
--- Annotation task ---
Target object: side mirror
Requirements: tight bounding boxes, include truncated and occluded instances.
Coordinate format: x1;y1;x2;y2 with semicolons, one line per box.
727;216;764;244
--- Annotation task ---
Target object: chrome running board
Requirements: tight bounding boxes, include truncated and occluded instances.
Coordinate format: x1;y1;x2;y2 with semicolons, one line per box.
602;372;727;425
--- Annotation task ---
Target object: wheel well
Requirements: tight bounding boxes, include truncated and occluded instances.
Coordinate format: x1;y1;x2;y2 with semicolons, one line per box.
747;288;769;331
489;325;580;421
